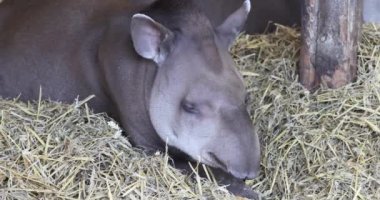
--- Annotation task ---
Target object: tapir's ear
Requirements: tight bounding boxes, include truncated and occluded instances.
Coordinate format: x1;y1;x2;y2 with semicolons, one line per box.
131;14;174;64
216;0;251;47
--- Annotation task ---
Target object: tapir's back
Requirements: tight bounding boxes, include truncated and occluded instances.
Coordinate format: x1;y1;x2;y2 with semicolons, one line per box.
0;0;150;106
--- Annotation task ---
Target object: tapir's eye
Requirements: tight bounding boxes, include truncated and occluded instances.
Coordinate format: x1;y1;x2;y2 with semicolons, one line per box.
181;101;200;114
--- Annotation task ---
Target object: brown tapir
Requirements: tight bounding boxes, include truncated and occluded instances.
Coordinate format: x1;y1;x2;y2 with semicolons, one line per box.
0;0;260;198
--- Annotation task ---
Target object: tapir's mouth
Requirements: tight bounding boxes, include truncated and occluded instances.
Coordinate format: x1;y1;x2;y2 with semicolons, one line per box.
206;152;228;171
205;151;259;180
168;145;251;179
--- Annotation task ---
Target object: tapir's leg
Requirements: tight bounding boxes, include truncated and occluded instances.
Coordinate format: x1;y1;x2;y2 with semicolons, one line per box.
299;0;363;90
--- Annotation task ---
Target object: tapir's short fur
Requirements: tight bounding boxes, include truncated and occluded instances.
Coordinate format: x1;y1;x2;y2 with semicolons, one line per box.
0;0;260;197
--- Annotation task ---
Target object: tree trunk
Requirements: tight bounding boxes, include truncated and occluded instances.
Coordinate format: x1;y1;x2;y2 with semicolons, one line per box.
299;0;363;90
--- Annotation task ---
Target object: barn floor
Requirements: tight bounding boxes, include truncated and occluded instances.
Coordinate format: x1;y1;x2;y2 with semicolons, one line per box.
0;24;379;199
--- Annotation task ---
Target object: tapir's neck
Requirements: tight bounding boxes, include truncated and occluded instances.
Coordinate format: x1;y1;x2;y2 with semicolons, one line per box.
96;0;215;151
97;12;165;151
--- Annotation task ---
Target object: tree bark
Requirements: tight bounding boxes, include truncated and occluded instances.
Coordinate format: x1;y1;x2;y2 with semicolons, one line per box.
299;0;363;90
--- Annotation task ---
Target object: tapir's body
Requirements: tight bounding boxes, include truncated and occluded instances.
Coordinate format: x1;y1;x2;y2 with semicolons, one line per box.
0;0;260;198
0;0;162;149
363;0;380;23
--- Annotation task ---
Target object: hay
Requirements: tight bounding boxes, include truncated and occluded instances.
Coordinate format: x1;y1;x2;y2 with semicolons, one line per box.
0;24;379;199
231;23;380;199
0;97;231;199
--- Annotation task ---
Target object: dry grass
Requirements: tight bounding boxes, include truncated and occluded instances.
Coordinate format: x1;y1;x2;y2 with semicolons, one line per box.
231;23;380;199
0;95;232;199
1;24;379;199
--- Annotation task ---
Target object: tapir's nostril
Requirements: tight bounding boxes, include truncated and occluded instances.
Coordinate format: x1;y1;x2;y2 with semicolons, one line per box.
208;152;228;171
227;164;260;180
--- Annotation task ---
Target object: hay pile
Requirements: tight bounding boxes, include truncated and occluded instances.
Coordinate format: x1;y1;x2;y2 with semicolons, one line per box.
1;24;379;199
231;24;380;199
0;95;232;199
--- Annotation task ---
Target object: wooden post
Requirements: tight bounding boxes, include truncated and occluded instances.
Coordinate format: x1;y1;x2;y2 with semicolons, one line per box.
299;0;363;90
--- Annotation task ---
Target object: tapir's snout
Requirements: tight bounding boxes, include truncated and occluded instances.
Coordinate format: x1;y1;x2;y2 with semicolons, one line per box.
207;150;260;180
225;147;261;180
208;142;260;180
204;107;261;180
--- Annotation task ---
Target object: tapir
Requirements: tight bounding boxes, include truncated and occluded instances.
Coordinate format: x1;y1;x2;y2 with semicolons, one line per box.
0;0;260;198
363;0;380;23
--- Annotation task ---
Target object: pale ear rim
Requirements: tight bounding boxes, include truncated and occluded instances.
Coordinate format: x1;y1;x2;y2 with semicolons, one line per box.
130;13;174;64
243;0;251;13
132;13;154;22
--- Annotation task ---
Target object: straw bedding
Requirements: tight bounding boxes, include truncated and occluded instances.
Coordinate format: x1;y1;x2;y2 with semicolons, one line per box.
0;24;379;199
232;24;380;199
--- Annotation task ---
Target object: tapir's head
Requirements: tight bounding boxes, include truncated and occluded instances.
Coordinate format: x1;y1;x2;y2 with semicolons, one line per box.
130;0;260;180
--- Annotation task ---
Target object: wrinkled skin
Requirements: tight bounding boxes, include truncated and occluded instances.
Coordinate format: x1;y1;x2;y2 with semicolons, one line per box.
0;0;261;198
